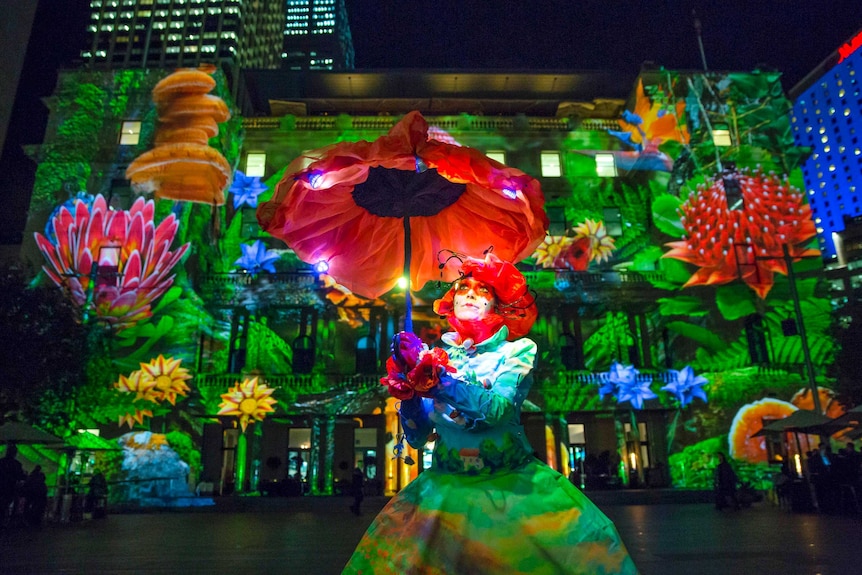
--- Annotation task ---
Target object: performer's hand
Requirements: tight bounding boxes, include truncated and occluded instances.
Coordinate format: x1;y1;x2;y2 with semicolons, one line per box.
390;331;424;372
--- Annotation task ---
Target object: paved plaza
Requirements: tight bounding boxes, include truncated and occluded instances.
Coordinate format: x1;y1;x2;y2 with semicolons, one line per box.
0;495;859;575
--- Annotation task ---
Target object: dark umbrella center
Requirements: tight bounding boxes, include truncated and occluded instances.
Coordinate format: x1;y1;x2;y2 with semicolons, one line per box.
352;166;466;218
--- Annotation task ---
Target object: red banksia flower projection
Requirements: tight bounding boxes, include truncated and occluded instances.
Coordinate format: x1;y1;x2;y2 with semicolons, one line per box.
34;194;189;331
663;169;818;298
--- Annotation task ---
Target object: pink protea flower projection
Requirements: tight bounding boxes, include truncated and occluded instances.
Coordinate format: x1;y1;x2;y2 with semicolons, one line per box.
34;194;190;330
663;169;819;298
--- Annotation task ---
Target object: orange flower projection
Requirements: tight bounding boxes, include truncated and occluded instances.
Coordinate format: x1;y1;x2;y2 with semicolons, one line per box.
117;408;154;429
139;355;192;405
114;370;157;428
728;398;797;463
531;220;614;270
663;169;819;298
126;66;231;205
217;377;278;432
573;219;615;264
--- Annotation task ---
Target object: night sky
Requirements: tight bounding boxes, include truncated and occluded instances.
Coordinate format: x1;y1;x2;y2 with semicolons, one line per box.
345;0;861;87
1;0;860;244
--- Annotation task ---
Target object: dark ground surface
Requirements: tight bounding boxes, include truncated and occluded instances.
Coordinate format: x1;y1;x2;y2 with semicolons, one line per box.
0;492;859;575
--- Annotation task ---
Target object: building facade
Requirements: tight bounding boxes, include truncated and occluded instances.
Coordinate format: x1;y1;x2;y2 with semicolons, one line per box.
17;62;838;501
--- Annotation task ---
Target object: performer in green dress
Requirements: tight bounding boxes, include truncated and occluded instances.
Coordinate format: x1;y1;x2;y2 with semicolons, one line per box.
343;253;639;574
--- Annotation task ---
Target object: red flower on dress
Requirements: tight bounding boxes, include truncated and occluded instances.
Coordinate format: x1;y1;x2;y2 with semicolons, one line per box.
663;169;819;298
381;332;455;400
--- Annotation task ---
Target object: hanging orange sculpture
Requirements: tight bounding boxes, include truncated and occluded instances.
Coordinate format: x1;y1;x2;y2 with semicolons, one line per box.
126;65;232;205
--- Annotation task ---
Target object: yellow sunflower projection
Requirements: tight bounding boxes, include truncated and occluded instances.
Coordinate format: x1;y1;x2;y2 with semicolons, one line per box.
573;219;615;263
217;377;278;432
532;235;574;268
139;354;192;405
118;408;154;429
114;370;157;402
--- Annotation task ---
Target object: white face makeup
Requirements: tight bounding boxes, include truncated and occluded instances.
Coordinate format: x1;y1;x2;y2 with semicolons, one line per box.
452;278;496;321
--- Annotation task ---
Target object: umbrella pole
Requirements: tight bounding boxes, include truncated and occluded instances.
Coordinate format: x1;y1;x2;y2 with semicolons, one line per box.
795;431;820;513
403;216;413;333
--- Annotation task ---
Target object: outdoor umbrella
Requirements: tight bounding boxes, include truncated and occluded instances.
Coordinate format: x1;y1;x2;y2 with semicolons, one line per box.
751;409;834;437
0;422;64;445
257;111;548;330
824;404;862;429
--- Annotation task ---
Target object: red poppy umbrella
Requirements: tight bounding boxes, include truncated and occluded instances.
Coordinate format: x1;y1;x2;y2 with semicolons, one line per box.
257;111;548;329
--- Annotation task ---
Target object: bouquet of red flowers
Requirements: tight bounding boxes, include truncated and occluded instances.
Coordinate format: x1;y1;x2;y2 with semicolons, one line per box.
381;332;455;400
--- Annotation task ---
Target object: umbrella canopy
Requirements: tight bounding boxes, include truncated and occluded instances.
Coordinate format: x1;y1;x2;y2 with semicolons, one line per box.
825;404;862;429
258;111;548;300
751;409;834;437
0;422;64;445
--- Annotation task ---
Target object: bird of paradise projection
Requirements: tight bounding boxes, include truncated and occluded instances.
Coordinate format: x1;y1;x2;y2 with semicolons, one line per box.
217;377;278;432
139;355;192;405
125;65;232;205
532;219;615;270
34;194;189;331
114;371;156;429
578;80;689;173
663;169;819;298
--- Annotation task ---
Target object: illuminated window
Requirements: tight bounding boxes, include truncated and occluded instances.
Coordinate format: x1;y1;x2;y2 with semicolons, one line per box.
246;152;266;177
595;153;617;177
119;121;141;145
486;150;506;164
540;151;562;177
713;127;732;147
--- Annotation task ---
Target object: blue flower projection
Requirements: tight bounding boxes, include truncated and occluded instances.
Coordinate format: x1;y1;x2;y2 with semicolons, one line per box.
597;361;657;409
228;171;268;209
661;366;708;407
234;240;280;275
617;379;658;410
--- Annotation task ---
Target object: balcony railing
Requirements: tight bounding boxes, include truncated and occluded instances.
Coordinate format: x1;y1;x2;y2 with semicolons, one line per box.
196;373;382;395
243;115;582;133
198;272;318;288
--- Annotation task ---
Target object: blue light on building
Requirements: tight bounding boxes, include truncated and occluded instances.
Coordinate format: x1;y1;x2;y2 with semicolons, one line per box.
791;30;862;260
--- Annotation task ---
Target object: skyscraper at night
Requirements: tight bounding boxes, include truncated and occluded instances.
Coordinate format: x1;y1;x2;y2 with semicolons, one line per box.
81;0;285;70
790;28;862;262
281;0;354;70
